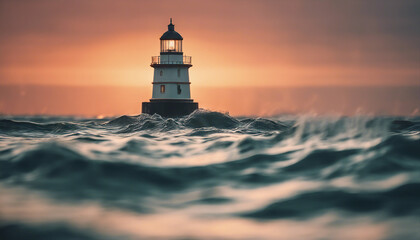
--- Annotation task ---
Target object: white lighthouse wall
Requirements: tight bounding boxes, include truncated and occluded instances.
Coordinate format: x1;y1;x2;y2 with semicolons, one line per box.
153;68;190;83
152;83;191;99
152;60;191;99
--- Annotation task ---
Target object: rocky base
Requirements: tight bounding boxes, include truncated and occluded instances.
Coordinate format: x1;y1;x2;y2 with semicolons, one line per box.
142;99;198;117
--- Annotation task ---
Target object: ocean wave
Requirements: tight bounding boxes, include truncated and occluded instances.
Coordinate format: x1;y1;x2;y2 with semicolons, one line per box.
0;222;112;240
184;110;240;129
0;119;80;134
283;149;360;173
240;183;420;220
1;112;420;239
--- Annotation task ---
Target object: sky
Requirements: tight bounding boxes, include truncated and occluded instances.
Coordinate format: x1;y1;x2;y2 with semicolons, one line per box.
1;85;419;116
1;0;419;87
0;0;419;116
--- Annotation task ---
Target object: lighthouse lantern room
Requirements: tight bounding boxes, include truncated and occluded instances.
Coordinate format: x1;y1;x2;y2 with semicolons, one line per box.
142;19;198;117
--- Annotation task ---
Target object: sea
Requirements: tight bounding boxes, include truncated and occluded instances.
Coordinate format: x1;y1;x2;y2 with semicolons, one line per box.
0;110;420;240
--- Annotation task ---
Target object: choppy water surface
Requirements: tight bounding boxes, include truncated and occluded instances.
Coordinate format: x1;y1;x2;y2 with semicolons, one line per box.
1;110;420;240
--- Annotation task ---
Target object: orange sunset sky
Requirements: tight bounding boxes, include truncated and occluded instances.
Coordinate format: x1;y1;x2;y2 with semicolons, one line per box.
0;0;419;116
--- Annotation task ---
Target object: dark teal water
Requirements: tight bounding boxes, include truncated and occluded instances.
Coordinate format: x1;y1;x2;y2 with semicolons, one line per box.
1;110;420;240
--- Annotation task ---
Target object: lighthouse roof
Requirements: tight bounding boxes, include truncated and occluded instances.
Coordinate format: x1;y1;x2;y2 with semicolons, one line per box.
160;18;183;40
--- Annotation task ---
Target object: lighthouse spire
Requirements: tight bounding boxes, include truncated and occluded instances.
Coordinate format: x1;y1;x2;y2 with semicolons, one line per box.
168;18;174;31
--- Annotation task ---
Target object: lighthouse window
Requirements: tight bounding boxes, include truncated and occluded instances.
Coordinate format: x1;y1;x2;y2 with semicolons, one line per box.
160;85;165;93
168;40;175;51
160;70;163;76
177;85;182;95
177;69;181;77
161;40;182;52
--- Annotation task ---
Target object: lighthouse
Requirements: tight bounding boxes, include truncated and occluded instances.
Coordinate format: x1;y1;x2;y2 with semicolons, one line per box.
142;19;198;117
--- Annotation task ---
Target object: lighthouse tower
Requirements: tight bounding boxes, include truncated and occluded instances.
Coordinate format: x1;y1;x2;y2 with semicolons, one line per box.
142;19;198;117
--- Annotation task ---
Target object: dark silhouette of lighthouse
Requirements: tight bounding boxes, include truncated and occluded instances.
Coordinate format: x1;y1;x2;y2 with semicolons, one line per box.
142;19;198;117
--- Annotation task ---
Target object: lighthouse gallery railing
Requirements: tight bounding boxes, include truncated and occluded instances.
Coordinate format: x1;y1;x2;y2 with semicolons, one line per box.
151;56;192;65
